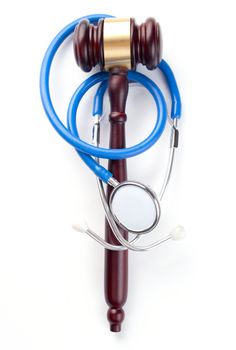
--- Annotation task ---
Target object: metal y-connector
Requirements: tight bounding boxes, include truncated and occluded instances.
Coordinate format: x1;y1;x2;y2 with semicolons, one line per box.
170;118;179;148
92;114;101;146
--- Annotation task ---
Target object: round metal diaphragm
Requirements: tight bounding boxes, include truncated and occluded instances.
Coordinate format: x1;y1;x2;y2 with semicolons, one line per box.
109;181;160;234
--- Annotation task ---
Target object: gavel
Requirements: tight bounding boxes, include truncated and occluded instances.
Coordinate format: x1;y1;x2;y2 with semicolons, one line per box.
73;17;162;332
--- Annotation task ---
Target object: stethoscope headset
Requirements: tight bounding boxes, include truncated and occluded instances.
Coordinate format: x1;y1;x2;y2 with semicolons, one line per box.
40;14;185;252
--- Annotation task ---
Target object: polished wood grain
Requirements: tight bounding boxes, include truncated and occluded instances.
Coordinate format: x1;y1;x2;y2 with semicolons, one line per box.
105;68;128;332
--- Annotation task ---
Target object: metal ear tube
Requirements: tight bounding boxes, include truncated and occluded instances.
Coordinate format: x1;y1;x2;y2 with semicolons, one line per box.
40;14;185;332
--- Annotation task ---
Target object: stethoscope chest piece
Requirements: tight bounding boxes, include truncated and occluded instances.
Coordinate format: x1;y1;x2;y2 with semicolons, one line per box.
109;181;160;234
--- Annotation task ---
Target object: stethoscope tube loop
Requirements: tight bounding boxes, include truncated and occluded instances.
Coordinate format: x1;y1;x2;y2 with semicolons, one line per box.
40;14;181;183
67;71;167;182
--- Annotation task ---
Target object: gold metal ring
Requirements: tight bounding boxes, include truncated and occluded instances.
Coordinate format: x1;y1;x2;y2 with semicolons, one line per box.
103;18;131;70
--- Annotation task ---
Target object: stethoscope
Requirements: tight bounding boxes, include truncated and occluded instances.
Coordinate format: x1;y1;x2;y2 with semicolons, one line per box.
40;14;185;252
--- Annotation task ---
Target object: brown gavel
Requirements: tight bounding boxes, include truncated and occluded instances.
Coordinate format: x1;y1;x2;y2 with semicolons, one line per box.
73;17;162;332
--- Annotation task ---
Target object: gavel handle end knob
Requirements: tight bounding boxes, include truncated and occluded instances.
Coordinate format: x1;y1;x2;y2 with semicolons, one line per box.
107;307;125;332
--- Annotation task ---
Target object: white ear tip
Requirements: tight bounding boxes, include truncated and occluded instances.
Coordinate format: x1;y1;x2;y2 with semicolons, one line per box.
72;224;86;233
170;225;186;240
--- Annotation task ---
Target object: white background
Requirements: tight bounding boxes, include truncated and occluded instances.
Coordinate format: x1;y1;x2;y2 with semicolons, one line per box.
0;0;236;349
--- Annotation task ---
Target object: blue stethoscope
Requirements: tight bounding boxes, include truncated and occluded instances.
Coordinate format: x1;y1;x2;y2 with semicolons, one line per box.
40;14;185;252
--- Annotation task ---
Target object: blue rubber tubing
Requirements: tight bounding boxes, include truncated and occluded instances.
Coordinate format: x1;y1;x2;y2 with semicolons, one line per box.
40;14;181;182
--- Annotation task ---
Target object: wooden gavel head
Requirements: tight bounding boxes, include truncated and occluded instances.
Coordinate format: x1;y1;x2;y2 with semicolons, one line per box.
73;17;162;72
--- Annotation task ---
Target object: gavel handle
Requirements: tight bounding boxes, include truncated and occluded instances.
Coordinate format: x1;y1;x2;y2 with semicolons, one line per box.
105;68;128;332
